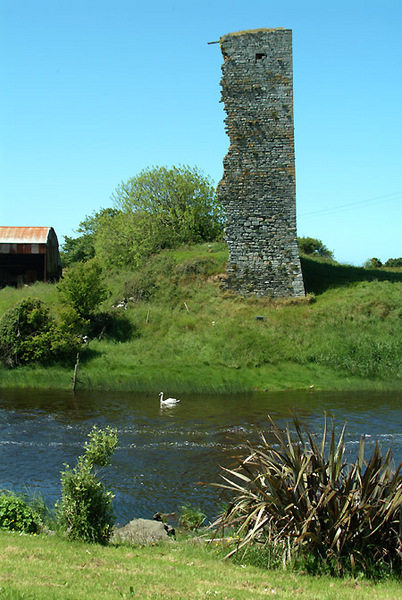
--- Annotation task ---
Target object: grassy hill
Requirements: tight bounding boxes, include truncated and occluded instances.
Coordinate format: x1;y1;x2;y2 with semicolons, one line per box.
1;242;401;392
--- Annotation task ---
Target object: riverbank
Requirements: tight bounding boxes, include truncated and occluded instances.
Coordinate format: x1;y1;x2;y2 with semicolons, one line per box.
1;530;400;600
1;243;401;393
1;360;401;393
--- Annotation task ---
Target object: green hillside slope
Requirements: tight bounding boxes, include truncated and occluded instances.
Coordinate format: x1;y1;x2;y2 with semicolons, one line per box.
1;243;401;392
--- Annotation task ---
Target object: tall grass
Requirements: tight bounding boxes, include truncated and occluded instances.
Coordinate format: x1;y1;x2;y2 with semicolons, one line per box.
0;364;73;389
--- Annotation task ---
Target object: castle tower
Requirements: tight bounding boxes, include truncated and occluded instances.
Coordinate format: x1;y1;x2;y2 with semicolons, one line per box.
217;28;305;297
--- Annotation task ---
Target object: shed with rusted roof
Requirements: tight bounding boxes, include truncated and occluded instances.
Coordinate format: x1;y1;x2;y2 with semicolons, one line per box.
0;227;62;286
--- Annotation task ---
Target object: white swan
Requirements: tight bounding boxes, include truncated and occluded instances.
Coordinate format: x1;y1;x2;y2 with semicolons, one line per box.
159;392;180;406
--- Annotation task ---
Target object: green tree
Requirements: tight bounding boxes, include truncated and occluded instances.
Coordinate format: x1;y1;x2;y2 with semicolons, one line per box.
364;257;383;269
61;208;120;267
384;257;402;268
95;165;224;268
297;237;334;259
57;260;108;320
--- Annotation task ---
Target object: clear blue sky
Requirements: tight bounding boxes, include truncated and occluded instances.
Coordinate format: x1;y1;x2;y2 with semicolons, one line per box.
1;0;401;265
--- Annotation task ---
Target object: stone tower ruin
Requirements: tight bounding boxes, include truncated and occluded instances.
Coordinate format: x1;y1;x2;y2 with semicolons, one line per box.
217;28;305;297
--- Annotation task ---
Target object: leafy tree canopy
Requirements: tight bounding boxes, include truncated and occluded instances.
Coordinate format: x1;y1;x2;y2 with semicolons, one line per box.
95;165;224;268
61;208;120;267
297;237;334;260
384;257;402;268
364;257;402;269
364;257;383;269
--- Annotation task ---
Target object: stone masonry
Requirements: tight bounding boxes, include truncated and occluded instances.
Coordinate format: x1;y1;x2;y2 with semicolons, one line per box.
217;28;305;297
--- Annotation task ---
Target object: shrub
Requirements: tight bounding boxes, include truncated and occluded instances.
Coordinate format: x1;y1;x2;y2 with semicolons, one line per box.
212;415;402;577
0;492;41;534
57;426;118;544
0;297;80;368
57;259;108;320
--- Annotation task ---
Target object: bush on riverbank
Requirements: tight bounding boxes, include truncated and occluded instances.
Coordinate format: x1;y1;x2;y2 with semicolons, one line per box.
57;426;118;544
0;492;42;534
0;243;401;392
0;297;81;368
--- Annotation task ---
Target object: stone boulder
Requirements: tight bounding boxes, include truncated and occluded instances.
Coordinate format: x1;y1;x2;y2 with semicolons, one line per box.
112;518;171;545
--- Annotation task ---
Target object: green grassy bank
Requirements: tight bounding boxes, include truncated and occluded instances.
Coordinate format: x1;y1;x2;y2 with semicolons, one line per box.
1;243;401;393
0;530;401;600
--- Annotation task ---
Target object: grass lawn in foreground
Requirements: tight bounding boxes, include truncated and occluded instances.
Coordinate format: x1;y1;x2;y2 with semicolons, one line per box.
0;531;401;599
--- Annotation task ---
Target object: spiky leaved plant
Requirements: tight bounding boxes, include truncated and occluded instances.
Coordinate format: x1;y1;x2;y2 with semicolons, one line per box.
212;415;402;576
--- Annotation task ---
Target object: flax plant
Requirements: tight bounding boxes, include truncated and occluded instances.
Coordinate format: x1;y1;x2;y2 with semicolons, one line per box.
212;415;402;576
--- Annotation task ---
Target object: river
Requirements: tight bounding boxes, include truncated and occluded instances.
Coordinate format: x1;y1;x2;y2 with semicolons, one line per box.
0;389;401;525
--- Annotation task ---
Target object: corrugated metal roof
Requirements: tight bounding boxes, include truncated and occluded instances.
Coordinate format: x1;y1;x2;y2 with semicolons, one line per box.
0;227;54;244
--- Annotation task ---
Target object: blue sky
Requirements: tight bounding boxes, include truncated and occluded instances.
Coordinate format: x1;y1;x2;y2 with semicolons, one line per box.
1;0;401;265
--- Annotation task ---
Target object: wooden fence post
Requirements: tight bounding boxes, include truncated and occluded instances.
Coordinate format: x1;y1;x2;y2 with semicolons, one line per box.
72;353;80;392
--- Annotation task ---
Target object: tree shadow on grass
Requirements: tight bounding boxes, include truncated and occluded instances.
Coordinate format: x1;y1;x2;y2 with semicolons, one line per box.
301;256;402;295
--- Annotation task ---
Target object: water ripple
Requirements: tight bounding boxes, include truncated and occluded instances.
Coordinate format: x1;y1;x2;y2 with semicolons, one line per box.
0;388;401;522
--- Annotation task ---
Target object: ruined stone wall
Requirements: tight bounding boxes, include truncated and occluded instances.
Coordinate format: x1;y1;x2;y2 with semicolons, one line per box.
217;28;305;297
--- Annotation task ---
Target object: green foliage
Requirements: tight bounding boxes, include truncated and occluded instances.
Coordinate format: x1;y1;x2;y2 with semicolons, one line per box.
57;426;118;544
363;257;402;270
61;234;95;267
57;259;108;320
212;415;402;577
83;425;118;468
364;257;383;269
0;492;41;534
60;208;120;267
95;165;224;268
179;504;207;531
384;257;402;268
298;237;334;259
0;297;80;368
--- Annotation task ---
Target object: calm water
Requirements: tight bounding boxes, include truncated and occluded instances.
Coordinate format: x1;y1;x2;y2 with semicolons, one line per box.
0;389;401;525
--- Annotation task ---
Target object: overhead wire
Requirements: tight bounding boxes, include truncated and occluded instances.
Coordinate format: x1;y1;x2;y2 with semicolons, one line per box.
298;191;401;218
